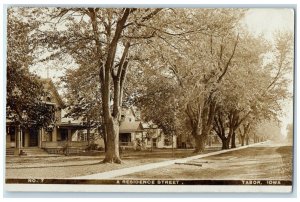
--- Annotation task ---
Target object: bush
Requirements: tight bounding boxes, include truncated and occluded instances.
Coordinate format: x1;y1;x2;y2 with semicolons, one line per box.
133;138;146;151
97;147;104;151
86;143;99;151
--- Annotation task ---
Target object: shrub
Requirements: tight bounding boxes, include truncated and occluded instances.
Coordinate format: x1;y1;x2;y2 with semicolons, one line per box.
86;143;99;151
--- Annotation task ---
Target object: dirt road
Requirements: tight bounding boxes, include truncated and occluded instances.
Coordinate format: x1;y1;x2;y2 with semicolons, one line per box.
117;145;293;180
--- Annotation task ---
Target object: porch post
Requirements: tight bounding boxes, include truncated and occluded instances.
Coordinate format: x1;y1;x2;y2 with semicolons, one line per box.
15;125;21;155
14;127;17;148
6;126;10;149
20;127;23;149
52;127;57;142
67;128;72;142
38;129;42;148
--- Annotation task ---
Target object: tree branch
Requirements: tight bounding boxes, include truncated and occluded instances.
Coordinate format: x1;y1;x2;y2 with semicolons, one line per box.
217;34;239;83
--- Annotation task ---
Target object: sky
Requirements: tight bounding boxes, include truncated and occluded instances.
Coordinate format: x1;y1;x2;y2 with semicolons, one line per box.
243;8;294;41
30;8;295;136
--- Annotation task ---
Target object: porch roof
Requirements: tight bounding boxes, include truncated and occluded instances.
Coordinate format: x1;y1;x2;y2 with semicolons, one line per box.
120;121;144;133
57;122;87;129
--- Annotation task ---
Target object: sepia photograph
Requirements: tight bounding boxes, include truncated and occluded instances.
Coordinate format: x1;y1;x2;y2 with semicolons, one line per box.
4;5;294;193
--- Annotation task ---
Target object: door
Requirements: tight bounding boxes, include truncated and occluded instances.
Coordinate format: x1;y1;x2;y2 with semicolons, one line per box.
29;128;39;147
152;138;157;148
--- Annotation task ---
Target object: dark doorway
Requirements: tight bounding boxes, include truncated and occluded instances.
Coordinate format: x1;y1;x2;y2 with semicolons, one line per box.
60;129;68;141
152;138;157;148
29;128;39;147
8;126;16;142
119;133;131;143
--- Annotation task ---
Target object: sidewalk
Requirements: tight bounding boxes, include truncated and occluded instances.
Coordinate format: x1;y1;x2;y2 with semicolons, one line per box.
72;141;268;179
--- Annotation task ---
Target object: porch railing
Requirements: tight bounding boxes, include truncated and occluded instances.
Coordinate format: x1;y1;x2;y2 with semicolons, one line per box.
41;141;88;148
119;142;132;147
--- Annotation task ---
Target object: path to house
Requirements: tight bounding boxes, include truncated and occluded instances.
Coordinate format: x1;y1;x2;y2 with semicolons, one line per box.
72;141;269;179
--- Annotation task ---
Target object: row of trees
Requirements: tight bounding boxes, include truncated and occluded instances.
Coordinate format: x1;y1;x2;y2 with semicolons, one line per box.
8;8;293;163
132;11;293;152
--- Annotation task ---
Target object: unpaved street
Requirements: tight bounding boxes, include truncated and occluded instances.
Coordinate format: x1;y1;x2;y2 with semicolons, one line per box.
117;145;293;180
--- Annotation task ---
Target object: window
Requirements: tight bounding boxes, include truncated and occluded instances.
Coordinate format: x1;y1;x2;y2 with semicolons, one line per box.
80;133;88;141
121;115;125;121
46;96;51;102
164;137;172;146
77;131;87;141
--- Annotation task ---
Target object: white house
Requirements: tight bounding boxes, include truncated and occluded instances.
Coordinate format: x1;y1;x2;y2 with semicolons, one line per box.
118;108;177;150
142;122;177;149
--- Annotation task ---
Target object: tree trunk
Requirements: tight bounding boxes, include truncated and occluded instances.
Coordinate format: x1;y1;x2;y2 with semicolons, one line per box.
220;130;232;150
102;117;121;163
221;137;230;149
87;118;91;145
246;136;249;145
194;135;206;153
92;8;130;164
104;136;107;152
240;135;245;146
100;126;107;152
231;131;236;148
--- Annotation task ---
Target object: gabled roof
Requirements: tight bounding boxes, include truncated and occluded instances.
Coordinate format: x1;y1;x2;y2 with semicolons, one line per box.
142;122;158;129
41;78;65;108
120;121;144;133
121;107;141;121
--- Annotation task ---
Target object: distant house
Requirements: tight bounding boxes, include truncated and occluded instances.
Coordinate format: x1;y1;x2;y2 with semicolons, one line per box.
118;108;177;150
6;79;88;155
142;123;177;149
176;133;195;149
176;131;221;149
118;107;143;149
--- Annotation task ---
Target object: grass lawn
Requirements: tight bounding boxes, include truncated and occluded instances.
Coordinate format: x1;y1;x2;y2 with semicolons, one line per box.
6;148;211;179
